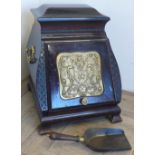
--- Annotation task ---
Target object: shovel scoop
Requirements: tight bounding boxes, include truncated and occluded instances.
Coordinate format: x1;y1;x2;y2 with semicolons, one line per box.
49;128;131;152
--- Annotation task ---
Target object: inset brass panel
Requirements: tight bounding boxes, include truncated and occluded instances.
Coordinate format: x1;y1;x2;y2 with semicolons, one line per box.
56;51;104;99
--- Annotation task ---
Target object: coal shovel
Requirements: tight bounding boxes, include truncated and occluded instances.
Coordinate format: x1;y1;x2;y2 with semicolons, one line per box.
49;128;131;152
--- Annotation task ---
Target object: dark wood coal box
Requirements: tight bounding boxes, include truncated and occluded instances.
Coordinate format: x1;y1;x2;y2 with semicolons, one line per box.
26;5;122;133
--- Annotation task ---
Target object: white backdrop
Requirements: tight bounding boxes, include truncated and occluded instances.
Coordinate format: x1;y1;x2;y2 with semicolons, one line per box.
21;0;134;92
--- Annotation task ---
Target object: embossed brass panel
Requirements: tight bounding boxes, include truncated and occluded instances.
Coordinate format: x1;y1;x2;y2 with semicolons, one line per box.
56;51;104;99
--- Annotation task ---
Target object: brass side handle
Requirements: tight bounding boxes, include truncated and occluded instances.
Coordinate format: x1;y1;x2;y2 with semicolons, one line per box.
26;46;37;64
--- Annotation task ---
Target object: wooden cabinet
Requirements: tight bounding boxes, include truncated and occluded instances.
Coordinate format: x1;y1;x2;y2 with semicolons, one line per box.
26;5;122;132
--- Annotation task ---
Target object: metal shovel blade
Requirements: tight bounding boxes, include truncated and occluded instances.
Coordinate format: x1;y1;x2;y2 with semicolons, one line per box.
83;128;131;152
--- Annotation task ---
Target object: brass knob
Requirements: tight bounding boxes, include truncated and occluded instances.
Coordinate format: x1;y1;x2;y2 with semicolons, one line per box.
80;97;88;105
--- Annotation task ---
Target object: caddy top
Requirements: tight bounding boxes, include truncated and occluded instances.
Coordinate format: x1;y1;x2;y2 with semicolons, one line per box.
31;4;110;22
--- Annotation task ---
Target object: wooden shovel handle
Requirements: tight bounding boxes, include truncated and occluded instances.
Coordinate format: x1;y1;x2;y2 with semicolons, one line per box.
49;131;80;142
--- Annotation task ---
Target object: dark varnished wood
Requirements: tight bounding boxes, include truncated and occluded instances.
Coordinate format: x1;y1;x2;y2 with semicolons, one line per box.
111;115;122;123
108;114;122;123
41;105;121;124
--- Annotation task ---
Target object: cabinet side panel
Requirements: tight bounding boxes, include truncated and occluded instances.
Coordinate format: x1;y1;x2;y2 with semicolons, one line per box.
27;22;48;111
106;40;122;103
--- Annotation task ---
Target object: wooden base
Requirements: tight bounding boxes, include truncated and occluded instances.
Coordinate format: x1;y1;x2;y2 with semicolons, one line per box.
39;114;122;135
39;112;122;135
39;116;122;135
40;105;121;124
